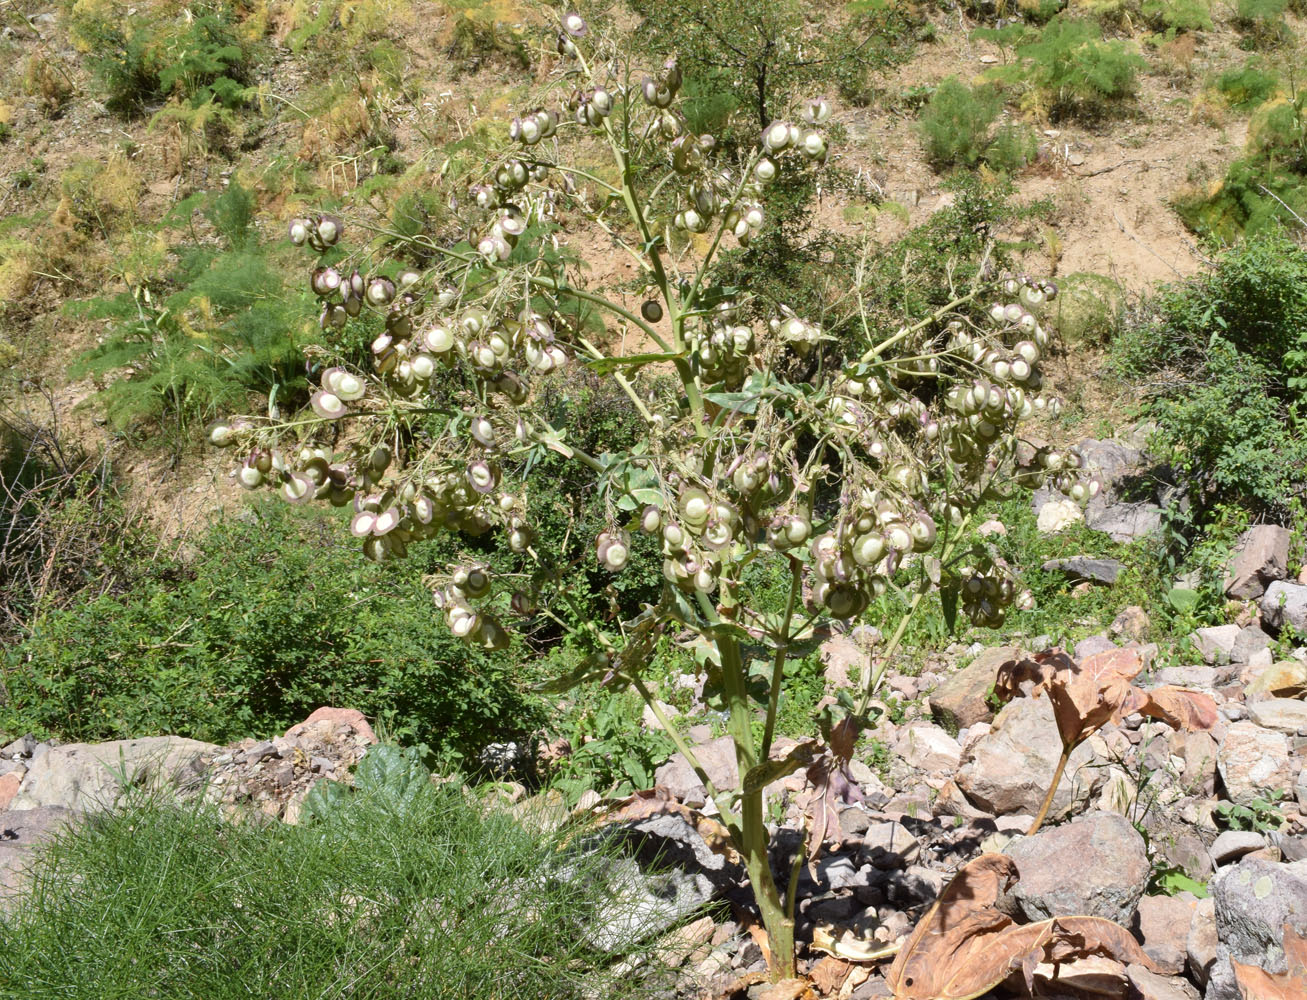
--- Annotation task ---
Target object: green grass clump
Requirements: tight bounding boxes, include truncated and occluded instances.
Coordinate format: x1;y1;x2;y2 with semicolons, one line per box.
917;77;1038;172
1174;91;1306;241
984;15;1146;121
1216;60;1280;111
67;0;257;117
0;745;670;999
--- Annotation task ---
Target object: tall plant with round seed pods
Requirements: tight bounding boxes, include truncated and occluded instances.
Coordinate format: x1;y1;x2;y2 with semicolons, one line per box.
207;15;1096;982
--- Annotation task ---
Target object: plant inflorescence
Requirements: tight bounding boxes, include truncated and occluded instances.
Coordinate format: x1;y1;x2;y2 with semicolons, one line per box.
202;13;1095;979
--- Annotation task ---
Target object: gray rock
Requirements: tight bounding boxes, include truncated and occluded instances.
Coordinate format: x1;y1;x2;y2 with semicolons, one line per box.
1003;811;1150;924
576;854;714;951
1074;633;1120;661
241;741;279;764
1226;525;1291;600
1112;605;1151;642
9;737;219;812
839;807;873;839
1077;437;1147;486
893;723;961;774
1125;965;1199;1000
622;812;741;890
815;854;868;890
1245;660;1307;699
1211;830;1267;866
1036;498;1083;534
1164;832;1215;882
1086;497;1162;542
820;631;874;690
1042;556;1125;584
1191;625;1243;666
957;697;1101;819
0;807;76;906
478;741;527;776
1157;665;1220;689
1218;722;1293;805
863;821;921;868
1246;699;1307;735
1207;857;1307;1000
1262;581;1307;635
1188;896;1219;988
927;645;1021;731
1132;894;1195;974
1;736;35;760
1269;832;1307;863
1230;626;1274;666
654;736;737;808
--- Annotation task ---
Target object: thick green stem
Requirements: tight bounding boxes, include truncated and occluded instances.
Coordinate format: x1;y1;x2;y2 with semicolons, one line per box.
858;288;985;364
719;627;796;980
1028;744;1072;836
761;556;802;761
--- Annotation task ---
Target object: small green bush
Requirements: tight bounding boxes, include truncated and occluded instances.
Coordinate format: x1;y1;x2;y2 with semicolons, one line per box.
1175;92;1306;241
69;182;313;447
0;750;668;999
1141;0;1213;31
990;15;1146;121
917;79;1037;171
0;500;546;759
1053;272;1126;345
1217;60;1280;111
1113;230;1307;531
68;1;256;117
1234;0;1291;45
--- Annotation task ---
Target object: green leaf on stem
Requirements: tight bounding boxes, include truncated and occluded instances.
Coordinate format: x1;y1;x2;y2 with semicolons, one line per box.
942;583;960;633
585;352;684;374
740;739;819;796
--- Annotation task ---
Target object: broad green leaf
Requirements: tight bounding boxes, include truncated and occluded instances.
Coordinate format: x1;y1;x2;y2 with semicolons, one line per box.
942;584;960;633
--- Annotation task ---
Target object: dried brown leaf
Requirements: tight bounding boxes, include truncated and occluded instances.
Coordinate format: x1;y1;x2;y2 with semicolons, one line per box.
808;956;856;996
1233;925;1307;1000
884;853;1021;999
996;648;1216;753
1117;684;1219;731
605;786;683;823
753;980;816;1000
884;855;1160;1000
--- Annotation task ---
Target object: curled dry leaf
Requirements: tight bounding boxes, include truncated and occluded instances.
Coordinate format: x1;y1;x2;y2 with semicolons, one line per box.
1118;684;1221;731
883;853;1159;1000
995;647;1218;834
806;957;857;997
995;648;1218;749
1233;925;1307;1000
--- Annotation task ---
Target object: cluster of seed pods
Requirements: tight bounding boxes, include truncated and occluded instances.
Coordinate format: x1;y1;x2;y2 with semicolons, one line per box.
686;301;755;384
207;17;1106;647
287;213;342;253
